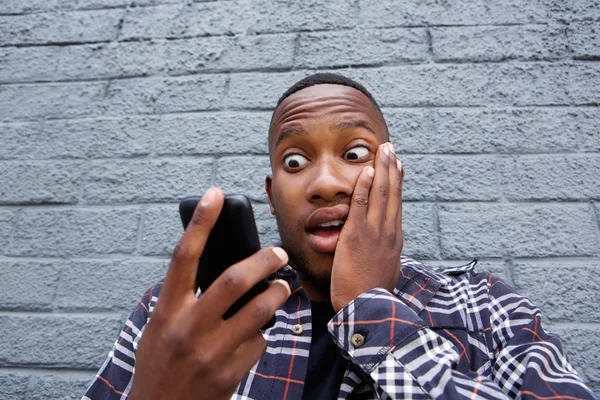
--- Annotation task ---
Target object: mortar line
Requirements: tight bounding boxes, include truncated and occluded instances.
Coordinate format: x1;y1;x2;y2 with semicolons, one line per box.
432;202;443;259
1;58;597;87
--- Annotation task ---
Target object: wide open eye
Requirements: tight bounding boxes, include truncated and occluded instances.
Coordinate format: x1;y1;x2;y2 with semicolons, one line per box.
343;145;370;161
283;154;309;169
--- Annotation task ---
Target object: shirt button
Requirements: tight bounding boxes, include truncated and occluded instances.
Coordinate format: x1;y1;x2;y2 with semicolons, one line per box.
292;324;304;335
350;333;365;348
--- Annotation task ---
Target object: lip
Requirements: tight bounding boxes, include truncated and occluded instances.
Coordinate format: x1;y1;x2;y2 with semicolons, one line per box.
305;205;349;253
305;204;350;230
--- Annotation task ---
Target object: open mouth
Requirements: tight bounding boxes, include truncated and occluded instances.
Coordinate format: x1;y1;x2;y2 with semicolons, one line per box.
305;206;349;253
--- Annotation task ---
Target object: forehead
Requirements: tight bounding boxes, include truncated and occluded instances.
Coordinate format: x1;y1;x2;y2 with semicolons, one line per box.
269;84;386;152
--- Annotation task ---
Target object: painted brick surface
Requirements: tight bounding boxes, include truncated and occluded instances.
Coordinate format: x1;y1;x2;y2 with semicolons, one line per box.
431;25;567;62
55;259;167;311
513;260;600;323
438;204;599;258
0;314;122;368
1;0;599;395
0;161;83;204
84;159;214;204
500;154;600;200
6;209;139;257
548;325;600;392
0;260;61;311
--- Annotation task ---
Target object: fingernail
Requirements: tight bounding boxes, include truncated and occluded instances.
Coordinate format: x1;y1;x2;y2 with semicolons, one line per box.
273;279;291;296
273;247;288;262
397;159;402;171
383;144;389;156
200;187;217;206
367;166;375;177
389;143;395;155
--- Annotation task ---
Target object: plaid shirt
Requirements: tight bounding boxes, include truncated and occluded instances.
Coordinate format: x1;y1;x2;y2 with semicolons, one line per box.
83;257;598;399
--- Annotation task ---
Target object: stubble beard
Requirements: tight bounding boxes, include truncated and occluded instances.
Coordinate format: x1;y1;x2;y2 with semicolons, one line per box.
276;218;332;296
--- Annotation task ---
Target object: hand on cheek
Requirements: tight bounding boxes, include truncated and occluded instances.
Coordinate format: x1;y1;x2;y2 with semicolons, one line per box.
330;142;404;312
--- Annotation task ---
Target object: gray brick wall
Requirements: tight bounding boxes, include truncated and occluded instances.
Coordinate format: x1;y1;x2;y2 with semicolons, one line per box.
0;0;598;398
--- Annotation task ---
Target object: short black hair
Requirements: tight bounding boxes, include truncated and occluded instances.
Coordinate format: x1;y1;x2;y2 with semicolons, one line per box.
274;72;384;118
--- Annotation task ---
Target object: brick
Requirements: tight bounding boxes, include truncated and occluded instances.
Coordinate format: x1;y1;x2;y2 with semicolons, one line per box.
513;260;600;323
0;0;177;14
358;0;547;28
150;112;271;156
568;21;600;59
0;82;106;122
56;258;167;311
252;201;281;247
438;204;600;258
26;372;95;400
0;34;295;84
500;154;600;200
0;161;82;204
8;208;139;257
351;63;580;107
84;159;213;204
104;75;227;115
120;2;253;40
226;71;307;110
402;203;438;259
0;372;28;400
0;211;15;253
384;109;431;154
564;63;600;105
0;260;60;311
402;155;499;201
215;156;271;202
0;314;122;368
432;25;567;62
0;118;151;160
393;107;581;154
564;0;600;22
0;9;123;46
580;108;600;151
425;259;509;283
547;324;600;390
139;205;181;256
296;28;428;68
0;112;270;160
251;0;357;33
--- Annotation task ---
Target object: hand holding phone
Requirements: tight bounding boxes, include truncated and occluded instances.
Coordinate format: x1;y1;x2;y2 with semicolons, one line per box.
129;188;290;400
179;194;273;320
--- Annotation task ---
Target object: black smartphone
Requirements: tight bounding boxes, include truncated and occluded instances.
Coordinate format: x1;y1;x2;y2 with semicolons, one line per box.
179;194;273;324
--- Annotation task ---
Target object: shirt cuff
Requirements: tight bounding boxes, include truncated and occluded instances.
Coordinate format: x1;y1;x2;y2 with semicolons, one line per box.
327;288;426;373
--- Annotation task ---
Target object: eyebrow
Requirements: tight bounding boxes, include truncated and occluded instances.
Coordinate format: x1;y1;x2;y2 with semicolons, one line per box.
273;119;376;149
332;119;377;135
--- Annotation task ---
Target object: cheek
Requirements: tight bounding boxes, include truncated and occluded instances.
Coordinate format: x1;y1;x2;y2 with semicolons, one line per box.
271;177;305;213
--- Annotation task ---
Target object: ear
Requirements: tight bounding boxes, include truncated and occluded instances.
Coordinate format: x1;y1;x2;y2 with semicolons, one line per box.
265;174;276;215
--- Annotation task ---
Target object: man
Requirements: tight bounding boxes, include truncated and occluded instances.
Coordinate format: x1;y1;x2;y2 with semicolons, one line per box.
83;73;598;399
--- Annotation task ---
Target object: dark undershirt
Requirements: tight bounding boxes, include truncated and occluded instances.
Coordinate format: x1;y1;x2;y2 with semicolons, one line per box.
302;301;349;400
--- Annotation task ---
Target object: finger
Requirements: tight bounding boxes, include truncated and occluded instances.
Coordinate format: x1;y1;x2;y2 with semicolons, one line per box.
225;332;267;394
347;165;375;226
220;279;291;347
385;146;402;228
161;187;224;306
196;247;289;322
368;142;392;226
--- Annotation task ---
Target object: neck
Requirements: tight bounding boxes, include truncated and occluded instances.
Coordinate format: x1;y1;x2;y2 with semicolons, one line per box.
296;270;331;302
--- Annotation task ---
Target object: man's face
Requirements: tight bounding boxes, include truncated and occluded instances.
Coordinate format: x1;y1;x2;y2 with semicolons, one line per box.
266;84;389;289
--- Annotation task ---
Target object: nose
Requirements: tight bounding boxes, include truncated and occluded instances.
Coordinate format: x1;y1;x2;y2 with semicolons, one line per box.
305;156;354;204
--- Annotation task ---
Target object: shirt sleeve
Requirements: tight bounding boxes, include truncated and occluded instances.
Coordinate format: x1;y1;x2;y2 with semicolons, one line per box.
81;283;161;400
328;286;598;399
